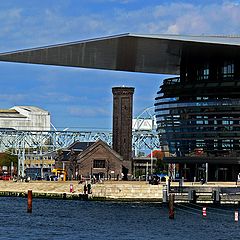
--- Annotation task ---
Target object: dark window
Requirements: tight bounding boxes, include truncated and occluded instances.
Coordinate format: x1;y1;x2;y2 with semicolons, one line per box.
197;64;209;81
93;160;106;168
222;61;234;79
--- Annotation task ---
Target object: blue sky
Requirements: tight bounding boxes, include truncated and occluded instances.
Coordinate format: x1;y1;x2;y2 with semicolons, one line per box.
0;0;240;130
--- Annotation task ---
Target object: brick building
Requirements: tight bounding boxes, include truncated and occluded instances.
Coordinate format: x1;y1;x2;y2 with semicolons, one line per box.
55;141;94;180
77;140;126;180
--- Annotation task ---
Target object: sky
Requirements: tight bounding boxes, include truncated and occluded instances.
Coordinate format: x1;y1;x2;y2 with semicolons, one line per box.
0;0;240;130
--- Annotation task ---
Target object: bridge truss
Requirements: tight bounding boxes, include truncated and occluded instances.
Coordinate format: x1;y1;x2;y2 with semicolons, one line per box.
0;106;160;176
0;130;159;153
0;129;160;176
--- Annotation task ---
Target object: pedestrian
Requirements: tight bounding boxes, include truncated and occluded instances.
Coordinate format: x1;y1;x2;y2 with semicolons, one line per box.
236;173;240;185
87;183;92;194
84;184;87;194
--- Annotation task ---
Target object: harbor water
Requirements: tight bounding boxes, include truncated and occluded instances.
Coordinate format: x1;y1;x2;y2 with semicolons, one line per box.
0;197;239;240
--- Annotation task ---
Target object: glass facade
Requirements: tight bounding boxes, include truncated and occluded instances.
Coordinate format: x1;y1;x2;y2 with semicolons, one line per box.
155;59;240;181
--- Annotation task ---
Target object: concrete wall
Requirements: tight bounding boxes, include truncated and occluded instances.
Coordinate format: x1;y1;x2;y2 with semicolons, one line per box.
92;182;163;200
0;181;163;201
11;106;50;131
0;106;50;131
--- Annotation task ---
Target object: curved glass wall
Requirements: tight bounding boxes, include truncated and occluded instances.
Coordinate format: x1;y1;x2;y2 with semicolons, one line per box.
155;96;240;156
155;60;240;160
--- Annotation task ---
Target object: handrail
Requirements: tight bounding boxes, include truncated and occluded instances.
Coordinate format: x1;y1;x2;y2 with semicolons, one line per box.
163;77;180;85
162;76;240;86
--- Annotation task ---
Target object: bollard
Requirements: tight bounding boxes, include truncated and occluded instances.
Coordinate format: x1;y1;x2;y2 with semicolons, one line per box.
188;190;197;203
193;177;196;183
212;190;220;204
70;184;73;193
202;207;207;217
27;190;32;213
163;185;168;203
179;178;183;193
235;210;239;222
167;179;170;195
169;194;175;219
181;177;184;186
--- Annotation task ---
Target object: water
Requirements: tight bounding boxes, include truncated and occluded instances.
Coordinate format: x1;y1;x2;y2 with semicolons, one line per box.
0;197;239;240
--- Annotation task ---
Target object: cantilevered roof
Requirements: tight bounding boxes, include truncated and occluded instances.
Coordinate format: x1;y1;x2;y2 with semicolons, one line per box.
0;33;240;75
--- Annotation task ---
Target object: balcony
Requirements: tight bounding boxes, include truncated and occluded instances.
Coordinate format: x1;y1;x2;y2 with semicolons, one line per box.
160;76;240;98
163;77;180;85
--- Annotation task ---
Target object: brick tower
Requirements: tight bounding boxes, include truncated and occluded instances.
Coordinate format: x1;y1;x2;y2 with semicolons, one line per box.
112;87;134;175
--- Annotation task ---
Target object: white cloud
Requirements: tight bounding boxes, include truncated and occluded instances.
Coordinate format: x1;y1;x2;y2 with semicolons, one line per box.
1;0;240;128
1;1;240;52
108;1;240;35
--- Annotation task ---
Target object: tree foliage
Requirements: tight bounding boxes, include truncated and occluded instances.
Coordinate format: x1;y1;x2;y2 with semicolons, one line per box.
0;153;18;167
150;150;167;174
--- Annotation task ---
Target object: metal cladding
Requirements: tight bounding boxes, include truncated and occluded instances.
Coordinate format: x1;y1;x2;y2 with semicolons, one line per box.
112;87;134;162
1;33;240;74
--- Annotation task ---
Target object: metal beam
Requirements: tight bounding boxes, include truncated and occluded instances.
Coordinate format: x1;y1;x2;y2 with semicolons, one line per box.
0;129;159;153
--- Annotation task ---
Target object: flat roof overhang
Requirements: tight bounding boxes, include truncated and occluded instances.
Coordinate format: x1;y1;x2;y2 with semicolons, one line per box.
163;156;240;165
1;33;240;75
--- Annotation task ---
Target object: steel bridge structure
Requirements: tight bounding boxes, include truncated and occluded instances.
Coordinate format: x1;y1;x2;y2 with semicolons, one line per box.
0;129;159;176
0;129;159;153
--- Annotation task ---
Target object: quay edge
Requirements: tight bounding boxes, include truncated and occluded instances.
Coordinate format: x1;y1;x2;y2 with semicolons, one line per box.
0;181;240;204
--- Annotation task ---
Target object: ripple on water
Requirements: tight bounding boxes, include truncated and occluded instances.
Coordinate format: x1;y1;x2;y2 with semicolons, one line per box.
0;198;238;240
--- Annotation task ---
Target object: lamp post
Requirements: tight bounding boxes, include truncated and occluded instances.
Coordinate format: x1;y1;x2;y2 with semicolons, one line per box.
107;160;109;180
205;162;208;184
90;160;93;180
150;148;153;175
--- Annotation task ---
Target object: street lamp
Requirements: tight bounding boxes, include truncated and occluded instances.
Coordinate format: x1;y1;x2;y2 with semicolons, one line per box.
150;148;153;175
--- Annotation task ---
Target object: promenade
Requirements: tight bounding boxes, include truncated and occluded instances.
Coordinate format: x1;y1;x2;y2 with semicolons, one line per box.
0;180;239;203
0;180;163;201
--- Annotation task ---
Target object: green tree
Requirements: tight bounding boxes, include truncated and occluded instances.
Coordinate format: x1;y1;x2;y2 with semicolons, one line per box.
0;152;18;167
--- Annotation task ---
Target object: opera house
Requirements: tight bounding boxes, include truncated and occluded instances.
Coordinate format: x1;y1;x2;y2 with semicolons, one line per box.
1;33;240;181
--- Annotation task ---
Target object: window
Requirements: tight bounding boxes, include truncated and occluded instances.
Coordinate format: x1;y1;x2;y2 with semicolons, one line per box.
197;64;209;81
222;117;233;125
196;97;209;101
222;61;234;79
93;160;106;168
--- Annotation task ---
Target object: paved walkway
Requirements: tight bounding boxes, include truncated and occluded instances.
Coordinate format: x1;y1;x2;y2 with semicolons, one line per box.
0;180;83;194
0;180;238;194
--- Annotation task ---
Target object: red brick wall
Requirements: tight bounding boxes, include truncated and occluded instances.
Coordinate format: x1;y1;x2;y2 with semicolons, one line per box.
78;144;123;180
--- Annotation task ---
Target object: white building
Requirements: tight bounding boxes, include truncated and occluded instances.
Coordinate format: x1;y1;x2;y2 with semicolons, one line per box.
0;106;50;131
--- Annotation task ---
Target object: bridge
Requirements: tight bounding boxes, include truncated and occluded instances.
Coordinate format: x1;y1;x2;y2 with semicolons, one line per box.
0;106;159;154
0;129;159;154
0;129;159;177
